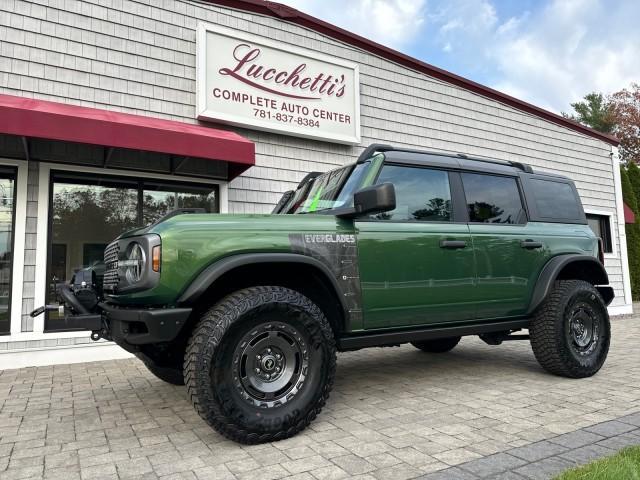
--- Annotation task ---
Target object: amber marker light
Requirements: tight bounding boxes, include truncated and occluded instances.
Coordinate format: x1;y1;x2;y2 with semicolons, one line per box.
152;245;161;272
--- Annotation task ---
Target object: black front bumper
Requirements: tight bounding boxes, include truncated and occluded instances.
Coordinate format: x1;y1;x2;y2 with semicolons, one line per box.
100;303;192;345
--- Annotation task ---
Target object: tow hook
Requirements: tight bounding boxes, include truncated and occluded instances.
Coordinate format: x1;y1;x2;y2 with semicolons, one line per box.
90;331;103;341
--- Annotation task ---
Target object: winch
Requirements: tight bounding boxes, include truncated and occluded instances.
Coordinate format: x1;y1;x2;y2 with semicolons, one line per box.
30;266;104;336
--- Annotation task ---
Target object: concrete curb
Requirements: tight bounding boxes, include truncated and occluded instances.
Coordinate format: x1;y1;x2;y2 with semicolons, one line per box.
419;412;640;479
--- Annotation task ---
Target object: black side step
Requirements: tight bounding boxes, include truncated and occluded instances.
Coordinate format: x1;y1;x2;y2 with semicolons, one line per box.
337;319;530;350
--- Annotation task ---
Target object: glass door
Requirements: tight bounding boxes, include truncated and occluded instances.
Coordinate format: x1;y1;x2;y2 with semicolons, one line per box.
0;170;16;335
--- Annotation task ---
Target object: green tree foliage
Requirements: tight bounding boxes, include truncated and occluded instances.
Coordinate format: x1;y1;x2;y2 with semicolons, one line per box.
622;164;638;213
627;161;640;209
621;166;640;299
562;92;616;134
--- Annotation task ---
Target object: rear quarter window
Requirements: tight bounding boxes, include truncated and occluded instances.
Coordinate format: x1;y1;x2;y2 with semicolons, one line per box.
527;178;584;222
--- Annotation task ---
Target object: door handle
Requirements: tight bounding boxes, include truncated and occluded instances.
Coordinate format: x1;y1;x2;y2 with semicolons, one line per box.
440;240;467;249
521;239;543;249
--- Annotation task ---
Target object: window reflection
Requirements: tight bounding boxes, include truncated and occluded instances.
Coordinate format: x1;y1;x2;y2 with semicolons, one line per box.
143;186;218;225
374;165;452;222
461;173;524;224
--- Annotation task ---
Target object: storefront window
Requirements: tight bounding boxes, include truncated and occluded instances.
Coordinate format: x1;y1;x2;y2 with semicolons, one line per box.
46;173;219;331
142;182;219;225
0;171;15;335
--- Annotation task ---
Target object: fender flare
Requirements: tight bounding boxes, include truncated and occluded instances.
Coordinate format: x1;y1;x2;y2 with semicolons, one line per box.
176;252;350;317
527;254;611;314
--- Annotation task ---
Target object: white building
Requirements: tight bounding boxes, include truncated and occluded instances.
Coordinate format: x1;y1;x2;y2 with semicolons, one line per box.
0;0;631;368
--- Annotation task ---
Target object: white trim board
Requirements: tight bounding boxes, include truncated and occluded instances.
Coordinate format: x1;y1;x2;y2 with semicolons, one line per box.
0;342;133;370
609;304;633;316
583;207;617;259
611;146;633;306
0;158;29;337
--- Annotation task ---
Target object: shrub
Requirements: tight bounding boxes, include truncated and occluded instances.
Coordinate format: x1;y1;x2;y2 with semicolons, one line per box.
621;166;640;299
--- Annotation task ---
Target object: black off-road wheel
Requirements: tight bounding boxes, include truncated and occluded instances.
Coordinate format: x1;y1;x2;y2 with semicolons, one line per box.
184;286;336;444
411;336;461;353
530;280;610;378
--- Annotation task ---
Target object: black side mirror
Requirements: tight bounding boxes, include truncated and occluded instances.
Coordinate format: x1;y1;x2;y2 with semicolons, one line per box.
337;183;396;218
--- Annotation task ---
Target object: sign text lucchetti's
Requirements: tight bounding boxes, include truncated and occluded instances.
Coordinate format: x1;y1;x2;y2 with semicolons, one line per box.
197;24;360;144
218;44;347;99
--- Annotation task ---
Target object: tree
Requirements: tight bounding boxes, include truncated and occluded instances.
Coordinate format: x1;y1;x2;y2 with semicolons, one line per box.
562;92;616;134
621;165;638;214
621;166;640;299
412;198;451;221
627;161;640;208
610;83;640;164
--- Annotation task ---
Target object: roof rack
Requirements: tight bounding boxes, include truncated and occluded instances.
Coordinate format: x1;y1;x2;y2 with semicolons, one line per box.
357;144;533;173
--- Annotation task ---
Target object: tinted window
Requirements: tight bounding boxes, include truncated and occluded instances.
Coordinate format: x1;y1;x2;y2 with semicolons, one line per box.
291;165;353;214
530;178;581;220
462;173;524;224
587;214;612;253
0;173;15;335
374;165;451;221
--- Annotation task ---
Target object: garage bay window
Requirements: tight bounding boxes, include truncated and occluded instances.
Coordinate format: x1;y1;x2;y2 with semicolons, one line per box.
46;172;219;332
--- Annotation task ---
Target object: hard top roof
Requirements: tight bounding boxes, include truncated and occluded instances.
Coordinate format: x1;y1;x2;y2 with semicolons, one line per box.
361;144;572;182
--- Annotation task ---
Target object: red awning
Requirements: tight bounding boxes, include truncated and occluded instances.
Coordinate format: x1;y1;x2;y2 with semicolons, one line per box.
624;202;636;224
0;94;254;179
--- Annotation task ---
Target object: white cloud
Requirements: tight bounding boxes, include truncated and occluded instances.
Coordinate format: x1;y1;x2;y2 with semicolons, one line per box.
278;0;640;113
278;0;427;49
428;0;640;112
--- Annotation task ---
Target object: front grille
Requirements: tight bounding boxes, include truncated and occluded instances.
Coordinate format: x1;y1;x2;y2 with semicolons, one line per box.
103;241;120;291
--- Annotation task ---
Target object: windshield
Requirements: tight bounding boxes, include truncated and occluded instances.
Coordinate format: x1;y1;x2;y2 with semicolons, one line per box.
281;161;370;214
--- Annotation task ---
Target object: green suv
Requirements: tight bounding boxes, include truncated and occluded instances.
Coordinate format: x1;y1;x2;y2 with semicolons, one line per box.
41;144;613;444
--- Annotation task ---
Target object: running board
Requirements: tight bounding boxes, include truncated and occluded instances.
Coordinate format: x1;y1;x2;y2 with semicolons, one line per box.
337;319;530;351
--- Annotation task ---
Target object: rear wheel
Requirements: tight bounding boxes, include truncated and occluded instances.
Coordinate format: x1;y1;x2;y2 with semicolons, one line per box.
411;336;461;353
184;286;336;444
530;280;610;378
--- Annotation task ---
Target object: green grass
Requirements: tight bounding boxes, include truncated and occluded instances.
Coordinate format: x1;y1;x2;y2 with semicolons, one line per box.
554;446;640;480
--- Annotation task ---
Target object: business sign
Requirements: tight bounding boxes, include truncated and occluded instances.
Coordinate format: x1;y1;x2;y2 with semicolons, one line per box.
196;23;361;144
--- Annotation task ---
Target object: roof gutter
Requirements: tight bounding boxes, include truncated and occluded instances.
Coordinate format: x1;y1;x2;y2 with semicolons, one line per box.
205;0;619;147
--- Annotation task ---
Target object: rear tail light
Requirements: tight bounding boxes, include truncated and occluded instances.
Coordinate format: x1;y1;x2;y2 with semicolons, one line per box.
597;238;605;265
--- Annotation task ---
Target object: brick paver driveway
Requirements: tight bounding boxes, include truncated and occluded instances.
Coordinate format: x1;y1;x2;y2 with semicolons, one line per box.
1;315;639;480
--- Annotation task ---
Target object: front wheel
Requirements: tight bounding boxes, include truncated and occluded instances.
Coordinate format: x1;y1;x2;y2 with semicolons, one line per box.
184;286;336;444
530;280;610;378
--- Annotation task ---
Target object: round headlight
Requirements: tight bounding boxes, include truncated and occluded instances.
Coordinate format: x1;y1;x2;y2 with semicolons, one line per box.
124;242;146;284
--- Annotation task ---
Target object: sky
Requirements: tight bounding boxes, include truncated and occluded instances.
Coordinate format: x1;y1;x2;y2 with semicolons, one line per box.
278;0;640;114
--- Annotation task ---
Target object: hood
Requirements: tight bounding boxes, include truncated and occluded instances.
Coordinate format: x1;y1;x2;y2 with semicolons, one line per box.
144;212;346;236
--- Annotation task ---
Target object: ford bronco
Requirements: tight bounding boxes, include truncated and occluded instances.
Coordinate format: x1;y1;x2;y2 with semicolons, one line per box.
33;144;614;444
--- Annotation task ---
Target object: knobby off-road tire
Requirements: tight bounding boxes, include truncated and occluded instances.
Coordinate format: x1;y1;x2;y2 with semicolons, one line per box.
142;361;185;386
184;286;337;444
530;280;610;378
411;336;461;353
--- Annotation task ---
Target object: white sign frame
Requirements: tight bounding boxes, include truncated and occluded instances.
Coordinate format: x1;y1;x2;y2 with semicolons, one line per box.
196;23;361;145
